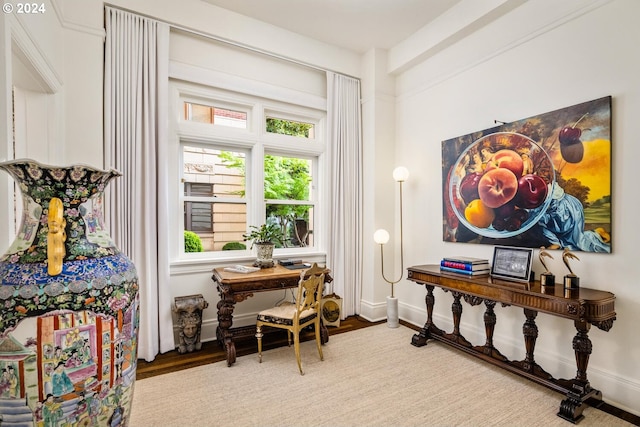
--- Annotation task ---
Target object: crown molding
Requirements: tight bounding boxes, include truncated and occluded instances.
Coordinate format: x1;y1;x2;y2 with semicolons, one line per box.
9;14;63;93
52;0;106;40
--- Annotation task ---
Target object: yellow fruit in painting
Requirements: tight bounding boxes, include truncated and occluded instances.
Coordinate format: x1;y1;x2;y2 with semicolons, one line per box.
464;199;495;228
594;227;611;243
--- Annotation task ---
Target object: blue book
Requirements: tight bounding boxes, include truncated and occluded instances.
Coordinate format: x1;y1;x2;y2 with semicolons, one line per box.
440;265;490;276
442;256;489;265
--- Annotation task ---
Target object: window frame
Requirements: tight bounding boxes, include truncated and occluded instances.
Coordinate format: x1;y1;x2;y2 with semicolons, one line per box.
172;82;327;263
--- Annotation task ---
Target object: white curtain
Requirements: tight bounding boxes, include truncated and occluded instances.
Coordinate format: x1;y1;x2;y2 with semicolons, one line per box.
104;7;174;361
326;72;363;318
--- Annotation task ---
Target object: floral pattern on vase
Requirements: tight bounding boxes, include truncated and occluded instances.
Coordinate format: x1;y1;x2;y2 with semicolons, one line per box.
0;159;138;427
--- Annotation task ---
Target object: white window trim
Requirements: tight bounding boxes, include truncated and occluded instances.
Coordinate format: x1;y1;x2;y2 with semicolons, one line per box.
169;79;328;266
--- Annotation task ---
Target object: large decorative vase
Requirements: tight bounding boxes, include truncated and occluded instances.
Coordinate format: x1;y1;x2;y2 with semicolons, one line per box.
0;159;139;427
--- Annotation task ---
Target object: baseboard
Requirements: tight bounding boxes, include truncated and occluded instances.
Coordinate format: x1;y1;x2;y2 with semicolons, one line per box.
358;298;388;323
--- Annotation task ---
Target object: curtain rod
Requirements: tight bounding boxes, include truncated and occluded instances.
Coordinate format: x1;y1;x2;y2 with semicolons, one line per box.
105;4;360;81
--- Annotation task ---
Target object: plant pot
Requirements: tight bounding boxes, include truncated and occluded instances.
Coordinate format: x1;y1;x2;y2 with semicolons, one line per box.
254;242;275;268
0;159;139;426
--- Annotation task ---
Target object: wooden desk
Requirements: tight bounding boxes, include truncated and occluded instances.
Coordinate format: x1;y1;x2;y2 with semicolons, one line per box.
407;265;616;423
211;264;332;367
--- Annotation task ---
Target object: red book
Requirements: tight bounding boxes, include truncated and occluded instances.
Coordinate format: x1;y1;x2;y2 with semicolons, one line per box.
440;259;490;271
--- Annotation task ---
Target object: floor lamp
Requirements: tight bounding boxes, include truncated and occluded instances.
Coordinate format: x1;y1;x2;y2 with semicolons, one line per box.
374;166;409;328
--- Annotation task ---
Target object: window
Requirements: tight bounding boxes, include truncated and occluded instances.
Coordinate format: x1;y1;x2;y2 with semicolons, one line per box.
175;84;325;258
266;117;315;139
182;145;247;252
264;154;314;248
183;101;247;129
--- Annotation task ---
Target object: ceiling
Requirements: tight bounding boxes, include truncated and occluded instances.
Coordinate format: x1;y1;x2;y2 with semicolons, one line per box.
199;0;463;53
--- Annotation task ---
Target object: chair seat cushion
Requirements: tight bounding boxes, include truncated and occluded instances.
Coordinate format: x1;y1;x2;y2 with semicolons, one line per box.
257;303;317;326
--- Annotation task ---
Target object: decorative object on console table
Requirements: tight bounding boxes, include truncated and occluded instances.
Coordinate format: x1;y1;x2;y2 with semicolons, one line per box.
490;246;533;283
538;247;555;288
0;159;139;426
440;260;489;270
562;248;580;290
440;257;490;273
173;294;209;353
373;166;409;329
243;223;284;268
439;266;490;276
441;256;489;265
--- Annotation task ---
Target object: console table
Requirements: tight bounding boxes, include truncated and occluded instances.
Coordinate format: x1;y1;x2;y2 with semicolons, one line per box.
211;264;332;367
407;264;616;423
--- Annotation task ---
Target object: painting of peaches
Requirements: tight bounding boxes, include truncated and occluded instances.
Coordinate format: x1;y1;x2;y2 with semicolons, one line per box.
442;96;611;253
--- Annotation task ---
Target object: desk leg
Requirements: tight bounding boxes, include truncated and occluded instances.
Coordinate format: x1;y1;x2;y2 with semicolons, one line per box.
216;295;237;367
412;285;443;347
320;319;329;344
557;319;602;423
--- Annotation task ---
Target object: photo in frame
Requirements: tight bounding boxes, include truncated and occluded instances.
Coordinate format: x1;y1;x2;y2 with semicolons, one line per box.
490;246;533;283
442;96;611;253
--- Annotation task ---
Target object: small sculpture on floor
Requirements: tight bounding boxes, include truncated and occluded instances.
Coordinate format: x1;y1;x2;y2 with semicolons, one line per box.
173;294;209;353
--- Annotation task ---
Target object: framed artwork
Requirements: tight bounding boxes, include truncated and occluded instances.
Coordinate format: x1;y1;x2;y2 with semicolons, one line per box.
442;96;611;253
490;246;533;283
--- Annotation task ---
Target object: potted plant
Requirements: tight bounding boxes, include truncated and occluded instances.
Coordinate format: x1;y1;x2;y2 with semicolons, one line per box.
243;223;284;268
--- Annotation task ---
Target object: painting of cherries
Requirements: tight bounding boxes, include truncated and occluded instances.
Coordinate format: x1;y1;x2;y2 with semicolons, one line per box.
442;96;612;253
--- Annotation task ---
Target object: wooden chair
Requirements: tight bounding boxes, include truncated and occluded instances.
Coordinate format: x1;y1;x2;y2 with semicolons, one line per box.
255;263;325;375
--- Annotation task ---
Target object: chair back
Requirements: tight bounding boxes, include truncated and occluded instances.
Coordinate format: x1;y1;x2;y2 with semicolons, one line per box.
294;263;325;320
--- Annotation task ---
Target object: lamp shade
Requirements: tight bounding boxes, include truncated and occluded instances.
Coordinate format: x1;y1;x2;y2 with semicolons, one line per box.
393;166;409;182
373;229;390;245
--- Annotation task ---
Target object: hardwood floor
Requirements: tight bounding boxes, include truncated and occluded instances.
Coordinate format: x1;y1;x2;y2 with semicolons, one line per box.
135;316;639;425
136;315;384;380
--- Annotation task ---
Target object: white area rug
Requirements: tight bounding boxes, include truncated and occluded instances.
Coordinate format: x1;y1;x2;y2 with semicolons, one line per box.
130;324;630;426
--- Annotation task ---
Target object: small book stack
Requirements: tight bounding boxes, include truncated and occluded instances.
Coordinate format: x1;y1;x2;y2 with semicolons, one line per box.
440;256;490;276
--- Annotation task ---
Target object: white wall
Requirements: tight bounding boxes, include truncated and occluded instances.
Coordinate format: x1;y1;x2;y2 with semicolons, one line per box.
393;0;640;415
1;0;638;418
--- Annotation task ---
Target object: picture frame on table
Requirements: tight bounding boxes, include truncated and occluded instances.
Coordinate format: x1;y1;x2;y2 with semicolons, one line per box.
490;246;533;283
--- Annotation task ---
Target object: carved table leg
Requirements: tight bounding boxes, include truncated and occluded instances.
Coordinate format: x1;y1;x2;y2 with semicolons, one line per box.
522;308;538;372
443;292;472;348
557;319;602;423
216;289;237;367
512;309;553;379
473;300;507;361
412;285;443;346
